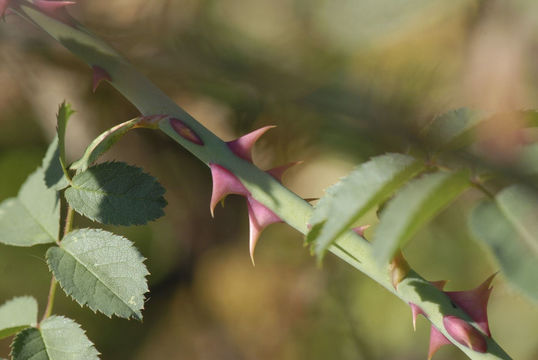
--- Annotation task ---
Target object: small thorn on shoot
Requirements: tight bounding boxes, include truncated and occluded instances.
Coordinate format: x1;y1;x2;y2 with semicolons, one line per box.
226;125;276;162
247;196;281;266
209;164;248;217
92;65;111;92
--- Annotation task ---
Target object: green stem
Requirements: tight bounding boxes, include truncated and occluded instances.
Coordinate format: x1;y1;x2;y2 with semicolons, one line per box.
10;3;511;359
42;203;74;322
40;276;57;323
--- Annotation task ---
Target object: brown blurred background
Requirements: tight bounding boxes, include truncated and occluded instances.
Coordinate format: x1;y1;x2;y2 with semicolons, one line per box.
1;0;538;359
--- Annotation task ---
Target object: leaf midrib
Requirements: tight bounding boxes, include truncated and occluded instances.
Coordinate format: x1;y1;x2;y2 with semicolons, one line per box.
59;242;139;317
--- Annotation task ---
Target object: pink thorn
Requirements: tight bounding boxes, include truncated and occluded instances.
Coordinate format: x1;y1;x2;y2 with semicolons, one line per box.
33;0;75;16
428;326;451;360
443;316;487;353
170;118;204;145
352;225;370;237
266;161;302;182
209;164;249;217
92;66;111;92
430;280;447;290
246;195;282;266
226;125;276;162
444;274;496;336
409;303;426;331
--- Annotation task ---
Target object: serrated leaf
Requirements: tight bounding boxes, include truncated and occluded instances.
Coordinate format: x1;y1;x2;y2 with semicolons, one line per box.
469;193;538;303
70;117;143;173
42;136;69;190
373;170;471;264
64;162;166;225
46;228;149;320
425;108;489;151
10;316;99;360
0;297;38;339
307;153;424;260
0;168;60;246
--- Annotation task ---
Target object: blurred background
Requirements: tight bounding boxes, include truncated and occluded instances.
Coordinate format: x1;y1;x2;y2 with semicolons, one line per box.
1;0;538;359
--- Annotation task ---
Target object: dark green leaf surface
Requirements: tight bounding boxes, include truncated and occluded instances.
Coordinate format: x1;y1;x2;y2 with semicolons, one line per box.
373;170;471;264
46;229;149;319
10;316;99;360
0;168;60;246
42;136;69;190
64;162;166;225
470;193;538;303
70;117;143;172
0;297;38;339
307;153;424;260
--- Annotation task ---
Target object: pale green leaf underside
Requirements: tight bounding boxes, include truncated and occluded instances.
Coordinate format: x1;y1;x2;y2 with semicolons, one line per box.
426;108;488;151
42;136;69;190
0;168;60;246
10;316;99;360
0;297;38;339
56;102;74;180
373;170;471;264
71;118;144;172
64;162;166;226
46;229;149;320
496;185;538;256
469;199;538;303
307;153;424;260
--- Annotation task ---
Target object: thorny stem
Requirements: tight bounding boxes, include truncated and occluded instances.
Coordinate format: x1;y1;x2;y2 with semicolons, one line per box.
8;3;511;359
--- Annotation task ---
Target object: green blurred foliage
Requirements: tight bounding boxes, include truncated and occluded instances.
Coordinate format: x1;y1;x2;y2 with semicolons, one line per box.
1;0;538;359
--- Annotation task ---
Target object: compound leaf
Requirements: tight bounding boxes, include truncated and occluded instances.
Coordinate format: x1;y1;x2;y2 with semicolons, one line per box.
46;228;149;320
470;186;538;302
10;316;99;360
0;297;38;339
307;153;424;260
373;170;471;264
64;162;166;225
0;168;60;246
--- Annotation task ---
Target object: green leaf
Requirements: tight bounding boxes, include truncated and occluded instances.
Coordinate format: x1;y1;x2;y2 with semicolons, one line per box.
10;316;99;360
64;162;167;225
425;108;489;151
70;117;144;173
56;101;75;179
307;153;424;260
46;228;149;320
0;297;38;339
42;136;69;190
373;170;471;264
469;190;538;303
0;168;60;246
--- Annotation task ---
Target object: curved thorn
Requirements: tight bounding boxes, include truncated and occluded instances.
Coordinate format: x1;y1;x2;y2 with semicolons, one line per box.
92;65;112;92
246;195;281;265
444;274;496;336
226;125;276;162
209;164;248;217
428;326;451;360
